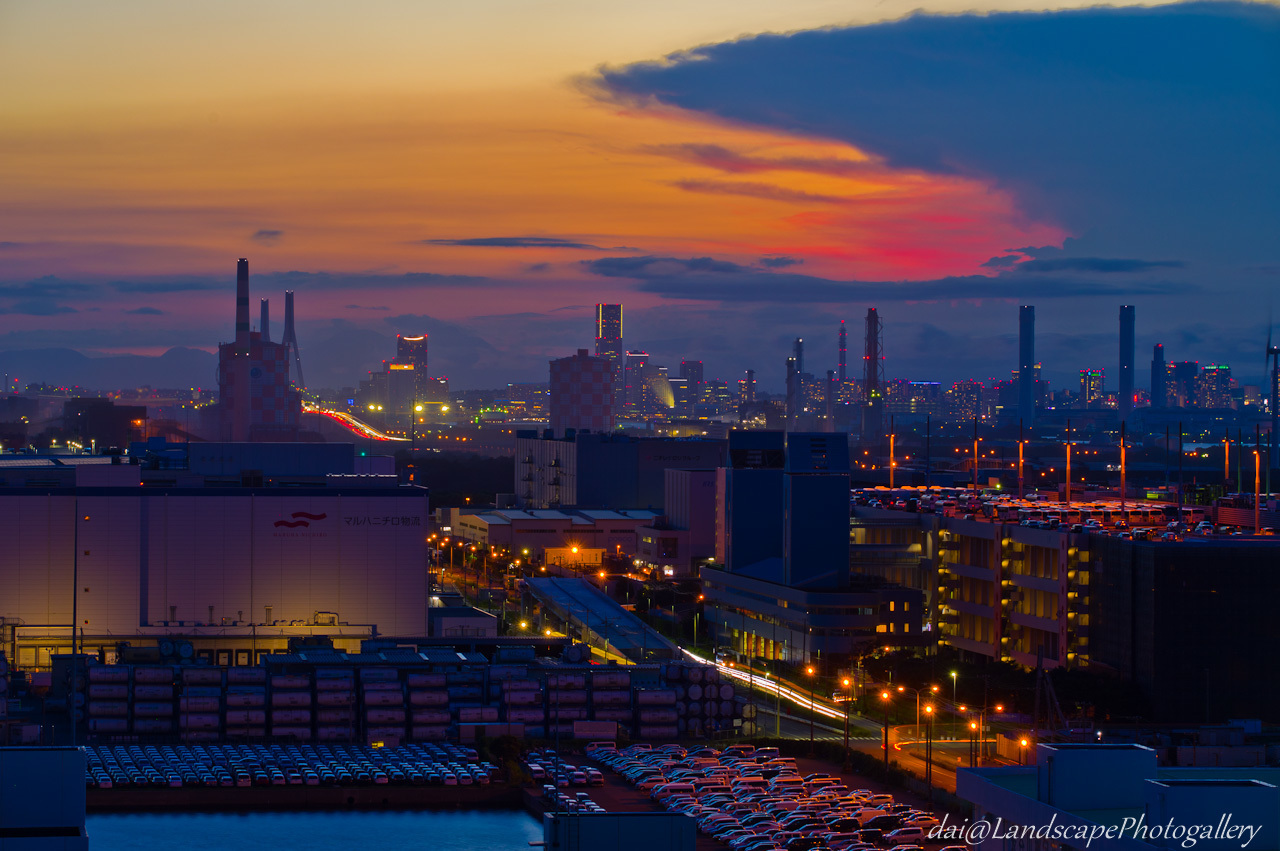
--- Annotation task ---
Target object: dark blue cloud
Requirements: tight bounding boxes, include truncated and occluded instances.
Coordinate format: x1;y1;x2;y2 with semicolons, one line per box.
110;277;223;294
581;254;1194;303
0;301;77;316
106;270;502;294
760;256;804;269
1;275;98;298
595;3;1280;266
582;255;750;278
1017;257;1184;273
425;236;608;249
252;229;283;242
125;306;164;315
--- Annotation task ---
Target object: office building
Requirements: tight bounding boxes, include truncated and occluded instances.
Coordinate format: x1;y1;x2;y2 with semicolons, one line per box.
850;503;1280;720
635;469;718;577
515;430;726;510
1151;343;1167;409
356;333;450;431
594;304;623;370
62;398;147;449
958;744;1279;851
703;432;920;662
452;507;659;561
620;351;650;419
1199;363;1233;409
1170;360;1200;408
549;349;614;437
1080;368;1105;408
595;304;623;415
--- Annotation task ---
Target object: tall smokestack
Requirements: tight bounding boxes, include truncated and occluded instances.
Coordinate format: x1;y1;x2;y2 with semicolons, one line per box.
231;259;252;441
260;298;270;343
793;337;804;376
838;320;847;383
1119;305;1135;419
235;258;250;354
1019;305;1035;425
1151;343;1166;409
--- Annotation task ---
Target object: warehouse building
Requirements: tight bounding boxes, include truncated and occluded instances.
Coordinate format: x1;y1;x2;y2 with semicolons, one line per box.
0;444;428;668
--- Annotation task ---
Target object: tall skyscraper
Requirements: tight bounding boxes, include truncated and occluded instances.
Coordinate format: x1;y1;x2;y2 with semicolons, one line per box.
1079;368;1105;408
550;349;614;436
739;369;756;406
397;334;428;373
1119;305;1135;418
596;304;623;417
260;298;270;343
1018;306;1035;425
594;304;623;369
679;360;704;386
621;350;650;418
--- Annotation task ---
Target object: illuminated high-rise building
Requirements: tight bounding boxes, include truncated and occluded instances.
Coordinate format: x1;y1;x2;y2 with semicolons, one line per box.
621;351;650;419
1198;364;1232;409
1079;368;1105;408
594;304;623;371
397;334;428;373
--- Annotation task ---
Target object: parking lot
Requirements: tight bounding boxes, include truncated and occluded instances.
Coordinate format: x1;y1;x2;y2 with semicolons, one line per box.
85;742;498;790
590;743;959;851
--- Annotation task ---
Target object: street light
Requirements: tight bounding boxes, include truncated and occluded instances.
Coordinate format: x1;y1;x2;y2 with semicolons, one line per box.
950;671;958;740
879;691;891;768
806;665;816;756
924;704;935;797
841;677;852;768
1019;737;1029;765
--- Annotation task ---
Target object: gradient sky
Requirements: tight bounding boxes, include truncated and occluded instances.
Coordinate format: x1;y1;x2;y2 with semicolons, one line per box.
1;1;1277;391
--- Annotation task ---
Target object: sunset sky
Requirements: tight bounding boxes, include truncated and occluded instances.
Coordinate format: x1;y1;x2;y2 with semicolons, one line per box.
1;1;1277;391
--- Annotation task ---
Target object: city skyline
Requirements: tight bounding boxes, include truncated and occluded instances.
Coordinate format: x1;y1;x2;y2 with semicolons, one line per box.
1;2;1277;390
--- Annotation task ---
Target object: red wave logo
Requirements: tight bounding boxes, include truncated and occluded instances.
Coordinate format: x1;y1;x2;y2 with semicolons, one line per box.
274;511;328;528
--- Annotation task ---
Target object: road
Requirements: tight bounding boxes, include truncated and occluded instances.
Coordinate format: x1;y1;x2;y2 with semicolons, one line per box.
754;705;977;795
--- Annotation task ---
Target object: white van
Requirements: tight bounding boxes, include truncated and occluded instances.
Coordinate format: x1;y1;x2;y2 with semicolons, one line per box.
652;782;695;801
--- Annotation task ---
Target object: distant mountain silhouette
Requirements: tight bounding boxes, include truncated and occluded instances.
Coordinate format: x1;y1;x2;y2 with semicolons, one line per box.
0;347;219;392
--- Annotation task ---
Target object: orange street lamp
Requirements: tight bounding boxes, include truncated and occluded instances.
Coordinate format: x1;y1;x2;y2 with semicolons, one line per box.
879;691;892;768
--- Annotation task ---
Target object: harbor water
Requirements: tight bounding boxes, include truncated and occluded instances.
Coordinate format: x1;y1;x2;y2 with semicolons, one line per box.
88;809;541;850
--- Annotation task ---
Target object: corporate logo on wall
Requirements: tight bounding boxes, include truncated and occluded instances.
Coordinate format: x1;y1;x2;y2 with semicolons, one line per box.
272;511;329;538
